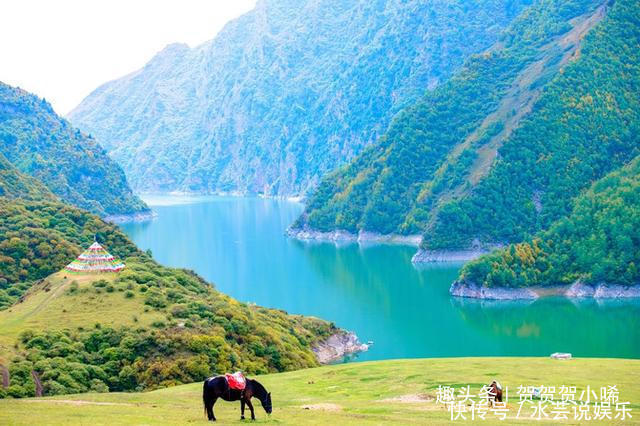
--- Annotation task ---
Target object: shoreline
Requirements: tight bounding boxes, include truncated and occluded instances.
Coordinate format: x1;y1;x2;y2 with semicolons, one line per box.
138;190;306;203
450;281;640;300
286;227;422;247
411;248;489;263
103;210;156;224
136;193;492;260
312;331;370;364
412;241;505;263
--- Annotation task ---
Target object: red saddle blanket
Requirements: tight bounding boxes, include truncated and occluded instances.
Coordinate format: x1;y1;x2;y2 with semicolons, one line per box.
225;372;246;390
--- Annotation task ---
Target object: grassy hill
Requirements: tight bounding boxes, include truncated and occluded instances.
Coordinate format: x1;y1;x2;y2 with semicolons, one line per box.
0;200;338;398
0;258;337;398
0;198;138;308
0;271;163;357
1;357;638;424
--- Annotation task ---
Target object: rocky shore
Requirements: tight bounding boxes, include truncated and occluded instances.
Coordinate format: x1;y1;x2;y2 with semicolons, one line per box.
565;282;640;298
450;280;640;300
412;249;488;263
450;281;539;300
104;210;156;224
313;332;370;364
287;227;421;246
412;240;504;263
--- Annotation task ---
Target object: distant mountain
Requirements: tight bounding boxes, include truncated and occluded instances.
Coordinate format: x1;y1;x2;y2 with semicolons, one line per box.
294;0;639;251
0;82;148;217
69;0;531;196
459;155;640;289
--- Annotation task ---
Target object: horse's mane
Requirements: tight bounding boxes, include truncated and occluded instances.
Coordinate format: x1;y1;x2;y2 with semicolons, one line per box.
250;379;268;399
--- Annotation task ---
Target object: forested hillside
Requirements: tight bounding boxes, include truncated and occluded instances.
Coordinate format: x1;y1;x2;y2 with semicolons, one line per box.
295;0;639;252
0;82;148;217
69;0;530;196
0;199;336;398
459;156;640;289
0;154;56;202
426;0;639;250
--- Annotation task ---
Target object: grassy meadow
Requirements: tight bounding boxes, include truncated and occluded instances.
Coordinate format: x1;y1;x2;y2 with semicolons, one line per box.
0;357;638;425
0;271;164;364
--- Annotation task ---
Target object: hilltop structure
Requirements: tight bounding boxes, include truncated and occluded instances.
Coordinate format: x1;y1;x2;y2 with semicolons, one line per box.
65;241;125;273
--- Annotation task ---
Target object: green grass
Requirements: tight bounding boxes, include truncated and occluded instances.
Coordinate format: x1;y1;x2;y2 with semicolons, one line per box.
1;357;638;425
0;271;164;363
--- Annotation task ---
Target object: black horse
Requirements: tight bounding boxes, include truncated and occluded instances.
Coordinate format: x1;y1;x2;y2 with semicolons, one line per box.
203;376;272;421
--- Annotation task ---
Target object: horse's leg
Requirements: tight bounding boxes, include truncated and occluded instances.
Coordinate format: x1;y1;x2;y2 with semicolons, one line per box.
246;398;256;420
208;397;218;422
241;398;246;420
205;399;214;421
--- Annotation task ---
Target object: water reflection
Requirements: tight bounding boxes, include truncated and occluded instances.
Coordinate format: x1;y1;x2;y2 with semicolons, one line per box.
451;296;640;358
121;196;640;361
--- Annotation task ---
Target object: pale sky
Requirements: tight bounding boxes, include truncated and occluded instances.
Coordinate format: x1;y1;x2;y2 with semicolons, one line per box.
0;0;256;115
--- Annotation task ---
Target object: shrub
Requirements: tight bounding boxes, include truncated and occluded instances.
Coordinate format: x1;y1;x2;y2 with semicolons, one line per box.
92;280;108;288
144;289;167;309
90;379;109;393
7;384;28;398
68;281;79;294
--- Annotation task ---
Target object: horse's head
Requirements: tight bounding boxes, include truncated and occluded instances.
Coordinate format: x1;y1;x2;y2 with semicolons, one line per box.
261;392;272;414
251;379;272;414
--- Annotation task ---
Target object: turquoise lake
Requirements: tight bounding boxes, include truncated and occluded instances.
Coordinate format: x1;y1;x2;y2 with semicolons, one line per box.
121;196;640;361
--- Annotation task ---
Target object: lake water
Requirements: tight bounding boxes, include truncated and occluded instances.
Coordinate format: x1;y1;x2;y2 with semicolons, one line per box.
121;196;640;361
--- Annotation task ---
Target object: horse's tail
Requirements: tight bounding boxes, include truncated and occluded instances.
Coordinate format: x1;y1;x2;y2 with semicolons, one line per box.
203;378;208;418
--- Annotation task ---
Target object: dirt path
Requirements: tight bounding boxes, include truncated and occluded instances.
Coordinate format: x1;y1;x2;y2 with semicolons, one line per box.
31;371;43;397
0;365;8;388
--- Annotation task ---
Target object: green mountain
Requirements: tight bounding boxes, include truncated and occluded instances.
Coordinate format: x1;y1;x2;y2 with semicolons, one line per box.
0;82;148;217
69;0;530;196
459;155;640;289
0;154;56;202
0;198;337;398
294;0;639;253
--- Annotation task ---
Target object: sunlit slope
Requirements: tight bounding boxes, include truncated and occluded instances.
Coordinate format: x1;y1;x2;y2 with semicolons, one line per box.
1;357;638;425
0;253;338;396
0;271;165;362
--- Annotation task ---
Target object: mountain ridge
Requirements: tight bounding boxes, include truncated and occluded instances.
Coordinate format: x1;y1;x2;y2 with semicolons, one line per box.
69;0;532;196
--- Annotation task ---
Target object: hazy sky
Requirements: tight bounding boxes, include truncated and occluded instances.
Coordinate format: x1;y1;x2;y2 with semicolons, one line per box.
1;0;256;115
